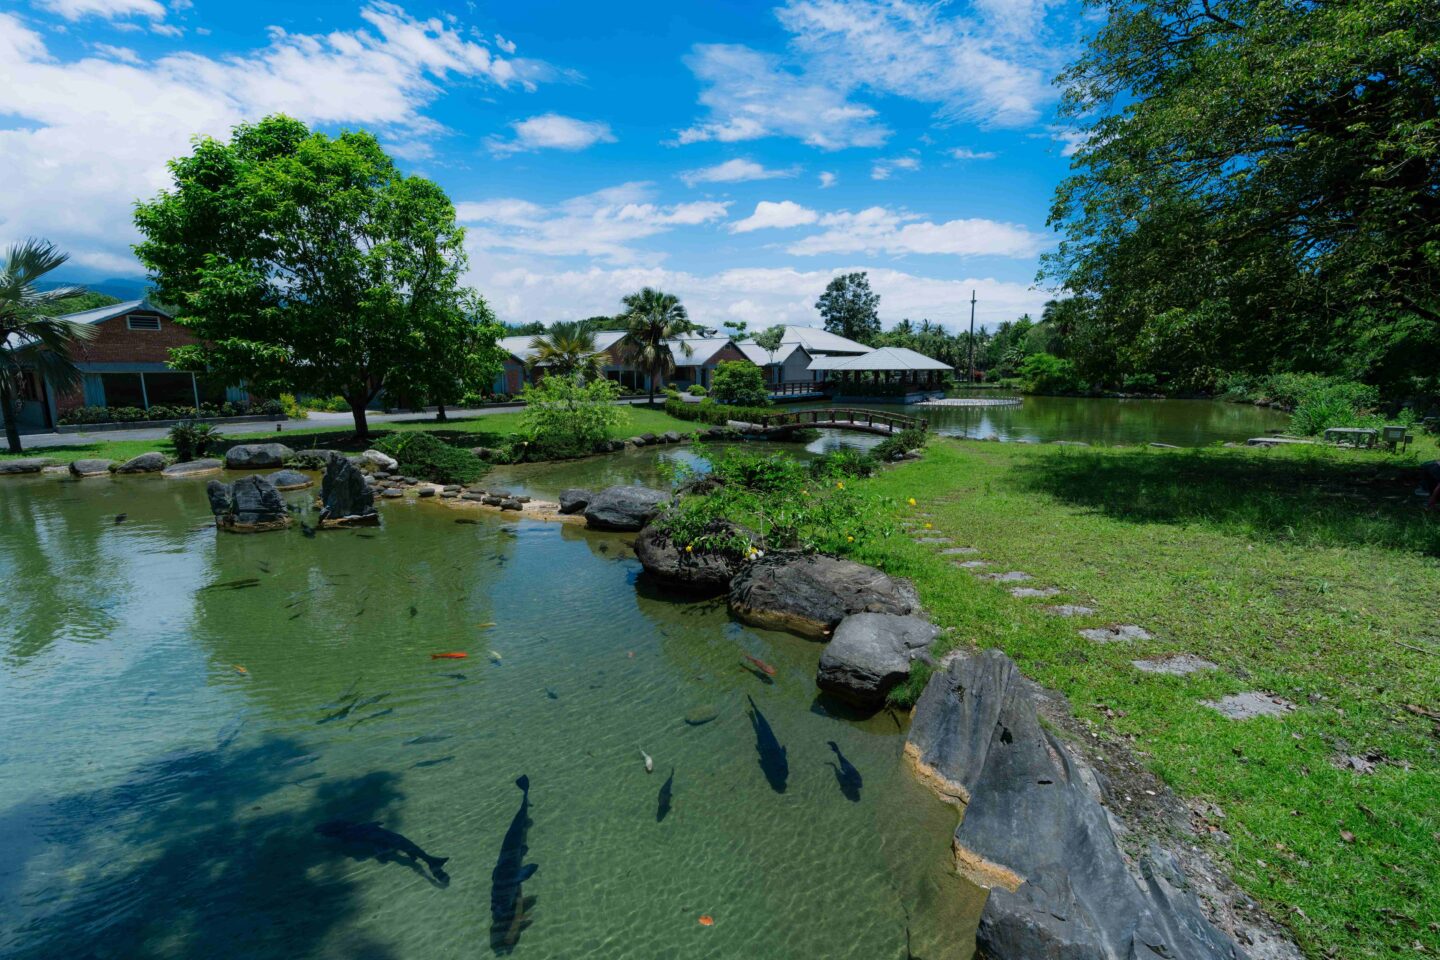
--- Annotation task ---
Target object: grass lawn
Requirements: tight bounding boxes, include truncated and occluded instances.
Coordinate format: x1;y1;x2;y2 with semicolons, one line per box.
851;437;1439;959
0;405;701;464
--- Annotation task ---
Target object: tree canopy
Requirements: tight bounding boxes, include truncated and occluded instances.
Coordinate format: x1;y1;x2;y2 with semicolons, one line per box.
816;272;882;345
134;114;491;437
622;287;694;405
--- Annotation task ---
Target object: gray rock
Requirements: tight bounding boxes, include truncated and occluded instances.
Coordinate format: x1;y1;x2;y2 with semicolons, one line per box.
661;431;682;443
940;546;979;556
1011;586;1061;599
906;650;1245;960
816;613;940;708
206;475;290;531
382;487;404;498
955;560;989;569
1043;605;1096;617
161;458;223;479
265;469;313;491
0;457;53;475
499;498;524;511
223;443;294;470
629;436;647;447
1204;692;1295;719
728;553;920;638
286;449;344;470
683;705;720;726
980;571;1032;583
1079;624;1153;643
582;485;671;531
461;492;485;502
115;452;167;474
69;458;115;477
633;520;754;595
440;490;459;499
471;446;502;461
319;455;376;522
640;433;658;444
1149;442;1181;449
418;487;436;498
1133;654;1218;676
359;449;399;472
559;488;593;515
482;494;505;506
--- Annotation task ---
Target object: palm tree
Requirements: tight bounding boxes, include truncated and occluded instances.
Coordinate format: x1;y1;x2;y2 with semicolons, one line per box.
527;321;607;382
1;240;96;453
621;287;695;405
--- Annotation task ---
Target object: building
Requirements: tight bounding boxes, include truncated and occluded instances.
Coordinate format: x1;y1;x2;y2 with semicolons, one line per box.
808;346;954;403
5;298;249;431
495;329;637;394
666;335;752;389
736;341;815;386
735;326;873;386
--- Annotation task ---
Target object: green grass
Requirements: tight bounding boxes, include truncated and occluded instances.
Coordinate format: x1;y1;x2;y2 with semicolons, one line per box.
850;437;1439;959
0;405;701;464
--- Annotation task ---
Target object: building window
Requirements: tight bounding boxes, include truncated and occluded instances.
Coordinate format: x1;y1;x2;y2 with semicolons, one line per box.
99;373;145;409
126;315;161;331
144;372;196;407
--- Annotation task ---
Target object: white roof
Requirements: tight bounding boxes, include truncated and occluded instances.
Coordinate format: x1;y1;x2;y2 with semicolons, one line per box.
501;328;628;363
666;336;738;367
807;346;952;372
774;325;872;355
736;341;808;367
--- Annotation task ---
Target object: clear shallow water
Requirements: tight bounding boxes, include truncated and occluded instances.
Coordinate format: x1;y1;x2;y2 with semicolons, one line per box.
0;472;979;960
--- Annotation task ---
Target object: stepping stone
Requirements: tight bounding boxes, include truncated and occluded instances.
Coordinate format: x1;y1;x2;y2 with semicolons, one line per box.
1011;587;1060;599
940;547;978;556
1043;604;1095;617
1203;692;1295;719
981;571;1032;583
1132;654;1218;675
1079;625;1153;643
954;560;988;569
916;536;952;544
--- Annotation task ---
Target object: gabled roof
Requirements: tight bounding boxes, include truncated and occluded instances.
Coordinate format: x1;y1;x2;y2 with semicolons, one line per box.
5;297;172;352
737;341;810;367
774;325;873;356
666;336;739;367
500;328;628;363
808;346;953;372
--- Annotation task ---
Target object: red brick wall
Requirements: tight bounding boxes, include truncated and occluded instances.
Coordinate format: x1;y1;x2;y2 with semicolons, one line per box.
75;312;198;364
708;344;752;367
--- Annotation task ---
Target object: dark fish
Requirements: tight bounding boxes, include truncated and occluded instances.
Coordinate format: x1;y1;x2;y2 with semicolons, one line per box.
114;514;127;524
353;607;365;618
281;753;321;768
826;741;863;802
300;522;317;538
412;755;455;769
291;772;324;785
356;532;376;538
288;611;303;621
409;605;418;618
455;518;482;525
215;716;245;750
544;688;559;701
441;672;468;681
201;577;261;592
491;775;538;954
656;767;674;823
316;820;450;884
349;707;394;728
404;733;453;746
746;695;788;793
257;561;271;573
317;704;356;725
351;693;390;709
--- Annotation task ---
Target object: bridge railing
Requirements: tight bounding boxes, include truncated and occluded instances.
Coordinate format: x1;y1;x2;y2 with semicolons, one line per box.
756;407;928;434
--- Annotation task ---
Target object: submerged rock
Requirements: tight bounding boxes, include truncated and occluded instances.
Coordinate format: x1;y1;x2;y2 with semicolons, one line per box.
728;553;920;639
816;613;939;708
0;457;53;475
223;443;294;470
582;485;671;531
162;458;223;479
905;649;1244;960
683;704;721;726
115;452;167;474
633;520;754;595
319;456;377;526
206;476;291;532
69;458;115;477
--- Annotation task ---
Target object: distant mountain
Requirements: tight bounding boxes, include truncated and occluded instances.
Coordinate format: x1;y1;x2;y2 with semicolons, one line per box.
38;275;150;301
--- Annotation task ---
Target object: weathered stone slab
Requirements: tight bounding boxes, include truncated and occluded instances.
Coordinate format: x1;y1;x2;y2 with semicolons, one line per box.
955;560;988;569
634;520;754;595
1204;692;1295;719
0;457;53;475
115;452;167;474
266;469;313;491
1043;604;1096;617
162;458;223;479
940;547;979;556
69;459;115;477
728;553;920;639
1133;654;1218;675
980;571;1032;583
1011;587;1061;599
583;485;670;531
206;475;291;532
1079;624;1153;643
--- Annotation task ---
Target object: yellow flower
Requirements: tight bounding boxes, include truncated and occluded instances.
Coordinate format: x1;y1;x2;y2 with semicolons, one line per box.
836;481;845;490
924;522;933;529
685;544;694;553
907;497;917;506
846;535;855;542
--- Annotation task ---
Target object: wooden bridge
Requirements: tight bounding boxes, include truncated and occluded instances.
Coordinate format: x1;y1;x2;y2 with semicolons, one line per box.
754;407;928;437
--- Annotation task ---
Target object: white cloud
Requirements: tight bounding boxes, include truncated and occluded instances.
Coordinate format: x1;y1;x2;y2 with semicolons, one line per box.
678;158;797;186
90;42;140;62
1039;125;1088;157
787;206;1047;258
149;21;183;37
818;171;837;188
870;155;920;180
36;0;166;20
0;5;553;266
949;147;997;160
730;200;819;233
675;43;888;149
457;182;729;265
494;33;516;54
488;112;615;155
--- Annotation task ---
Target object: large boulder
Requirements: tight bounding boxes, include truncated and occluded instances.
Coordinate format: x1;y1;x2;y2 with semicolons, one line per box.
69;459;115;478
266;469;313;491
319;455;377;525
816;613;939;707
633;520;755;595
224;443;294;470
905;650;1245;960
0;457;52;475
205;475;291;532
558;488;593;515
162;458;223;479
728;554;920;638
359;449;399;472
115;452;167;474
582;485;671;531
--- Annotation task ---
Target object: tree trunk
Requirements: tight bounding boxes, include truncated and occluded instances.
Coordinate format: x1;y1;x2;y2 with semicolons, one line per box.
436;403;448;422
1;381;22;454
350;399;370;442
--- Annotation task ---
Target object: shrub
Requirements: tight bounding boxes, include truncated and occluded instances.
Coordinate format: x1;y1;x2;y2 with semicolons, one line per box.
519;375;623;460
169;420;221;461
664;398;775;427
279;393;306;419
873;426;928;462
686;384;707;396
1017;353;1083;395
373;431;485;484
808;448;878;480
710;360;770;406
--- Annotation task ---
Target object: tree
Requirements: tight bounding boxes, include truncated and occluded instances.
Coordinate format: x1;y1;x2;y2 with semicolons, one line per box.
526;321;607;382
753;324;786;355
723;319;750;340
0;240;97;453
387;291;505;420
520;374;623;459
816;272;881;345
621;287;695;405
710;360;770;406
34;291;120;317
134;114;479;439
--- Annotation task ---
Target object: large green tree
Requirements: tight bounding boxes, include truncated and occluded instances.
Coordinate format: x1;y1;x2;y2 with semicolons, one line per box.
816;272;881;345
387;291;505;420
621;287;695;405
134;114;485;438
1045;0;1440;394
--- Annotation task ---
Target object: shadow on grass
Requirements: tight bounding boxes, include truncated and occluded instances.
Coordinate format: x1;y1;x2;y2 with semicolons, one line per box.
1009;448;1440;556
0;733;412;960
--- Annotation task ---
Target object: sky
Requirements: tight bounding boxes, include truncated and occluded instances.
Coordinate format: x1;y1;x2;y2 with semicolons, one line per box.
0;0;1091;332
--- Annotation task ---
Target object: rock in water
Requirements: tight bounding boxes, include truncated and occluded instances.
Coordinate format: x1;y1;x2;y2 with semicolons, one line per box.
683;705;720;726
319;455;377;526
581;485;671;531
115;452;167;474
265;469;313;491
161;458;223;479
816;613;939;708
728;553;920;638
558;488;593;515
905;649;1245;960
0;457;53;475
206;476;291;533
359;449;399;472
633;520;754;595
69;459;115;477
223;443;294;470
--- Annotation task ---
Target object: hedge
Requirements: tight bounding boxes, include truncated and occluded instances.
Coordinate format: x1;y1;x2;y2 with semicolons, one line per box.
663;398;777;427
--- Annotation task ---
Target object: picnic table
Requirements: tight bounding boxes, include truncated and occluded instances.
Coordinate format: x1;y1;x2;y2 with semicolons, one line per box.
1323;427;1378;448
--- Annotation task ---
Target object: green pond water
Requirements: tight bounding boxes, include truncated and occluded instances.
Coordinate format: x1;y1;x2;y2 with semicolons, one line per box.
0;467;980;960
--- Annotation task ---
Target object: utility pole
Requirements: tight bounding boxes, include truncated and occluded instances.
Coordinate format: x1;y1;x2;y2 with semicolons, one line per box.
967;289;977;385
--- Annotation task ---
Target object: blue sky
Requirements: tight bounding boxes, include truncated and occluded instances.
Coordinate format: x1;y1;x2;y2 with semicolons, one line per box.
0;0;1089;330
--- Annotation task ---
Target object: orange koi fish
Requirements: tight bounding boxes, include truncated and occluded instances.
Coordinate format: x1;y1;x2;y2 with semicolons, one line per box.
430;652;468;660
743;655;777;676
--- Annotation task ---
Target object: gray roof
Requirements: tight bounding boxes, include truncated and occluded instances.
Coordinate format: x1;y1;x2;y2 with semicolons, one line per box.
736;341;809;367
773;325;873;356
501;328;628;363
808;346;953;372
666;336;738;367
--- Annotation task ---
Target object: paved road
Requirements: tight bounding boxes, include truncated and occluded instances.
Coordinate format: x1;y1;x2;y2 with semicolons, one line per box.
18;400;654;449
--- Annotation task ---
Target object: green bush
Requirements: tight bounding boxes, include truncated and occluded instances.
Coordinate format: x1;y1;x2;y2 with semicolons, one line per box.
1018;353;1083;395
873;426;928;462
808;448;878;480
169;420;221;461
710;360;770;406
663;398;774;427
373;431;485;484
278;393;306;419
519;375;623;460
686;384;707;396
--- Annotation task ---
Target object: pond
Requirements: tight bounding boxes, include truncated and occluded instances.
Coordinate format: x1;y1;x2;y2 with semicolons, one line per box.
0;469;981;960
826;396;1289;447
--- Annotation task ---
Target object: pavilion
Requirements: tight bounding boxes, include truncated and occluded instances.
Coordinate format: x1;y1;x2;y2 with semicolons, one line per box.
807;347;954;402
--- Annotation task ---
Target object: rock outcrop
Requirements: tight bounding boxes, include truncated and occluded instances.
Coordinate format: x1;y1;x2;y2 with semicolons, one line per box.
728;553;920;638
223;443;294;470
0;457;52;475
205;475;291;532
558;488;592;515
162;458;223;479
905;649;1245;960
582;485;671;531
633;520;754;594
319;456;378;526
816;613;938;707
69;459;115;477
115;452;167;474
359;449;399;472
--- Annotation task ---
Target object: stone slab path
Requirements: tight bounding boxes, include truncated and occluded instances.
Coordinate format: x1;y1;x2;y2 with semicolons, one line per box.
1044;604;1095;617
1132;654;1218;675
1203;692;1296;719
1080;624;1154;643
